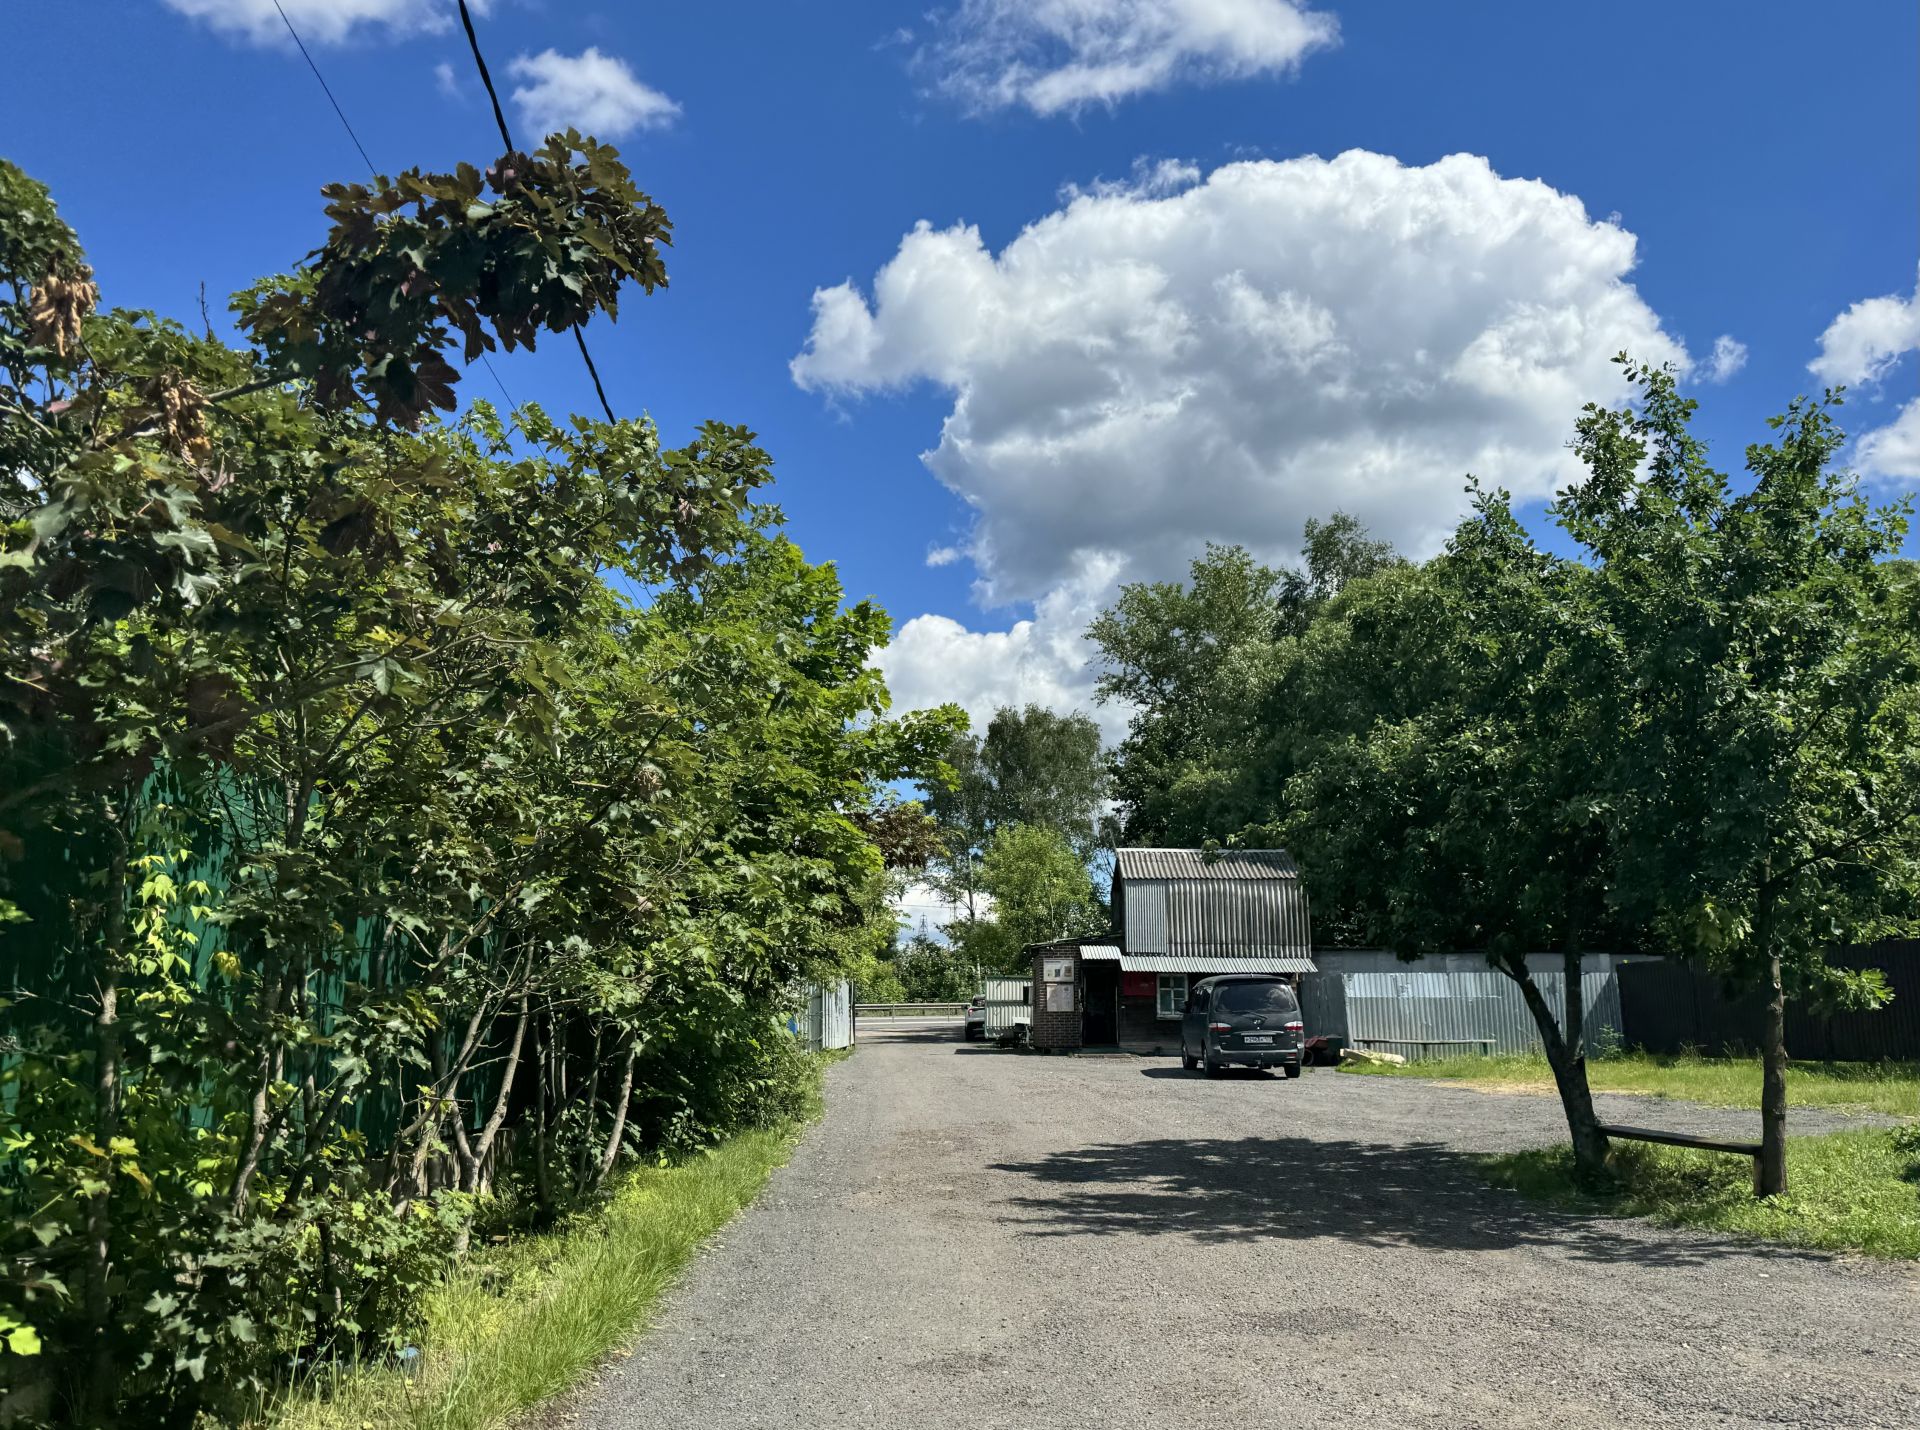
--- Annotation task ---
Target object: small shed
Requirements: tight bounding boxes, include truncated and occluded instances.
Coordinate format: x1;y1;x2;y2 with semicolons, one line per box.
1027;848;1317;1050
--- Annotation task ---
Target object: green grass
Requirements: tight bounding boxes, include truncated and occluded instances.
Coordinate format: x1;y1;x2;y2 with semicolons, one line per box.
1486;1125;1920;1260
269;1097;828;1429
1340;1049;1920;1118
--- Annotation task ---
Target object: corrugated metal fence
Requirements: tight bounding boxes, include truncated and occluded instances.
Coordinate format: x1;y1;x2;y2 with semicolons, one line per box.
1616;942;1920;1060
1303;951;1624;1061
797;980;853;1052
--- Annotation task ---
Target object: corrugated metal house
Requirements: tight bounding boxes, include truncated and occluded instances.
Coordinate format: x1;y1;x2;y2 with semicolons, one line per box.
1027;848;1317;1050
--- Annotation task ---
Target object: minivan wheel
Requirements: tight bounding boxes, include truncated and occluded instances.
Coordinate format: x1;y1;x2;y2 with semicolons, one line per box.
1203;1055;1224;1079
1181;1045;1198;1072
1283;1062;1302;1079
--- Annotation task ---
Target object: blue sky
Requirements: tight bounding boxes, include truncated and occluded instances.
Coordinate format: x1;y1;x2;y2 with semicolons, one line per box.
6;1;1916;742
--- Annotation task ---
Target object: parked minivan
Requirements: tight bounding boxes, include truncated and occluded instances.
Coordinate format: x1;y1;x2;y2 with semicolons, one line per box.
1180;974;1304;1078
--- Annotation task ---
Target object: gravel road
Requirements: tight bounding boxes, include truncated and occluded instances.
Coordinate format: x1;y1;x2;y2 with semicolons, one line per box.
562;1021;1918;1430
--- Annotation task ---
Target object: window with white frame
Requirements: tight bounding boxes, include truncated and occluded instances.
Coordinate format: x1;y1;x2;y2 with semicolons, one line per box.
1156;973;1187;1020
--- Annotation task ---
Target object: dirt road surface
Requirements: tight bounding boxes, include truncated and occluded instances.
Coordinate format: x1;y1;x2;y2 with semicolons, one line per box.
564;1023;1917;1430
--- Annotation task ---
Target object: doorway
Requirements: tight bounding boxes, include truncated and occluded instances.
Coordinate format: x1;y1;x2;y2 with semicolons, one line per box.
1082;962;1120;1045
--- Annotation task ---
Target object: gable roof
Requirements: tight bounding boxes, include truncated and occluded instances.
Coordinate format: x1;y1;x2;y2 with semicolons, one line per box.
1113;848;1299;881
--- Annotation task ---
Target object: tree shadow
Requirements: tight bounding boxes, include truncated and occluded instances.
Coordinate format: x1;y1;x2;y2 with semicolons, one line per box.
987;1134;1828;1268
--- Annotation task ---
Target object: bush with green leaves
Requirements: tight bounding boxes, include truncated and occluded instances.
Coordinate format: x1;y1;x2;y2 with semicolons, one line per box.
0;144;958;1426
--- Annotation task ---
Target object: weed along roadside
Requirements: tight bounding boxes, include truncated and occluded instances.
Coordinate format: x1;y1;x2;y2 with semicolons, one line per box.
268;1052;844;1430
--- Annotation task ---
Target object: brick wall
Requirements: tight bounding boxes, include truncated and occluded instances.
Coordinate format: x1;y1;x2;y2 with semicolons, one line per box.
1029;948;1082;1049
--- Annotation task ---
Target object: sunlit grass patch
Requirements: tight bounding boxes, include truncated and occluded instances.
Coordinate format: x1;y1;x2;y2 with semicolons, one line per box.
270;1119;816;1430
1341;1049;1919;1118
1485;1124;1920;1261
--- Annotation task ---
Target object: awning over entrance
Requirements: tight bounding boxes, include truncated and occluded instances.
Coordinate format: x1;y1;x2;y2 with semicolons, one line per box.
1120;953;1316;974
1073;944;1315;974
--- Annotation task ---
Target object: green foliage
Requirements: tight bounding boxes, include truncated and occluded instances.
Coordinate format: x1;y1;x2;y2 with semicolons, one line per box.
240;133;670;426
1555;359;1920;1006
926;703;1108;867
0;141;951;1426
889;932;978;1002
971;823;1104;971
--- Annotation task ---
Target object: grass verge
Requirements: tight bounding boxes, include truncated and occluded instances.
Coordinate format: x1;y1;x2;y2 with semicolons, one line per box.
1339;1049;1919;1117
270;1062;840;1430
1485;1125;1920;1260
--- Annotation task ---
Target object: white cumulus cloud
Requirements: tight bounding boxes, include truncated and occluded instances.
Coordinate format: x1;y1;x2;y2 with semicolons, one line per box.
507;47;681;141
923;0;1338;115
796;149;1690;607
1703;334;1747;383
1810;269;1920;481
803;150;1695;727
162;0;482;46
879;558;1130;744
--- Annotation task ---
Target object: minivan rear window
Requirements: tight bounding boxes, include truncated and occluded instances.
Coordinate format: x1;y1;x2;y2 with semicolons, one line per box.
1213;981;1299;1015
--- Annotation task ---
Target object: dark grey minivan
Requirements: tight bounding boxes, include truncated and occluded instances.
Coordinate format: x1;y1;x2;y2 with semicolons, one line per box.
1180;974;1304;1078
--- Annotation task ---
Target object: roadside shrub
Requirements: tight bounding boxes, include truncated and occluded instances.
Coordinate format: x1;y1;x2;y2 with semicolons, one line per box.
627;986;827;1162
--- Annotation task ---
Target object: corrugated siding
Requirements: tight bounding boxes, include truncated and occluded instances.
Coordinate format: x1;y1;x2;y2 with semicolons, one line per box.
1124;879;1171;954
1301;958;1624;1060
983;976;1032;1035
1166;877;1311;957
801;980;852;1051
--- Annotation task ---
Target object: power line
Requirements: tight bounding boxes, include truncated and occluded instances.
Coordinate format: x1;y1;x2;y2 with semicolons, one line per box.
269;0;517;413
455;0;619;425
271;0;375;176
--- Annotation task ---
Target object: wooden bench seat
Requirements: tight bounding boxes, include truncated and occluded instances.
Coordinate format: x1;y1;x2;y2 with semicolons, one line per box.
1596;1121;1765;1194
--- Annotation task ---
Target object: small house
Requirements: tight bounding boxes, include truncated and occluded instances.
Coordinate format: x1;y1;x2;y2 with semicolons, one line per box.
1027;848;1317;1050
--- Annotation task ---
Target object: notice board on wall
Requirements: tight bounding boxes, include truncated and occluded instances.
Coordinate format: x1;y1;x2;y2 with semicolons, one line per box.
1044;982;1077;1012
1040;956;1075;984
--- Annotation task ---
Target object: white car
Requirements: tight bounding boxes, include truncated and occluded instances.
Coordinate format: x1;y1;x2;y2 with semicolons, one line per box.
963;995;987;1041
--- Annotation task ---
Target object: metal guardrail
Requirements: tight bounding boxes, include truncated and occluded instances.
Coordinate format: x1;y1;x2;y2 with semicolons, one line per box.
855;1002;967;1017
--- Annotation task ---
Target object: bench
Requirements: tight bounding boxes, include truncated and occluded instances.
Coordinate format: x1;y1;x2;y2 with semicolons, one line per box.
1596;1122;1765;1194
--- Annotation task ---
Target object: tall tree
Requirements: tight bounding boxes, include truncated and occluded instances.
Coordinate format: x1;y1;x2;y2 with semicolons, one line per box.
925;704;1106;921
1557;359;1920;1195
1276;505;1626;1177
1089;518;1401;847
949;823;1104;974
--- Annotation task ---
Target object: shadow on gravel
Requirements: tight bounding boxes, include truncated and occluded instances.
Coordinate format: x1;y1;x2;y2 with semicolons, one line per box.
988;1135;1826;1268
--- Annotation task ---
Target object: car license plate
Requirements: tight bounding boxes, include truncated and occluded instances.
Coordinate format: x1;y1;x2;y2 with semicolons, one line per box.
1243;1034;1273;1044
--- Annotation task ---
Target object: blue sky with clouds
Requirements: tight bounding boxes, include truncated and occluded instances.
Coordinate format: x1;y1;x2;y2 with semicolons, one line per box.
6;1;1916;743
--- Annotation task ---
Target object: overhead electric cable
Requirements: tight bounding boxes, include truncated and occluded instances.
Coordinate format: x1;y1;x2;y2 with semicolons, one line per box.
271;0;376;175
269;0;517;412
455;0;620;424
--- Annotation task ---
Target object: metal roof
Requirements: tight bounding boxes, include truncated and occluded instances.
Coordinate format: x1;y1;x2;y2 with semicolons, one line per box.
1113;848;1300;881
1078;944;1122;961
1120;954;1317;974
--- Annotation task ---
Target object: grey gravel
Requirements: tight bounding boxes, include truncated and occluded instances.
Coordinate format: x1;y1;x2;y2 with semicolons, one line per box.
564;1021;1919;1430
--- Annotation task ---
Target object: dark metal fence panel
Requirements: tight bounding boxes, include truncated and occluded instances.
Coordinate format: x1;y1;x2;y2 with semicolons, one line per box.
1616;942;1920;1060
